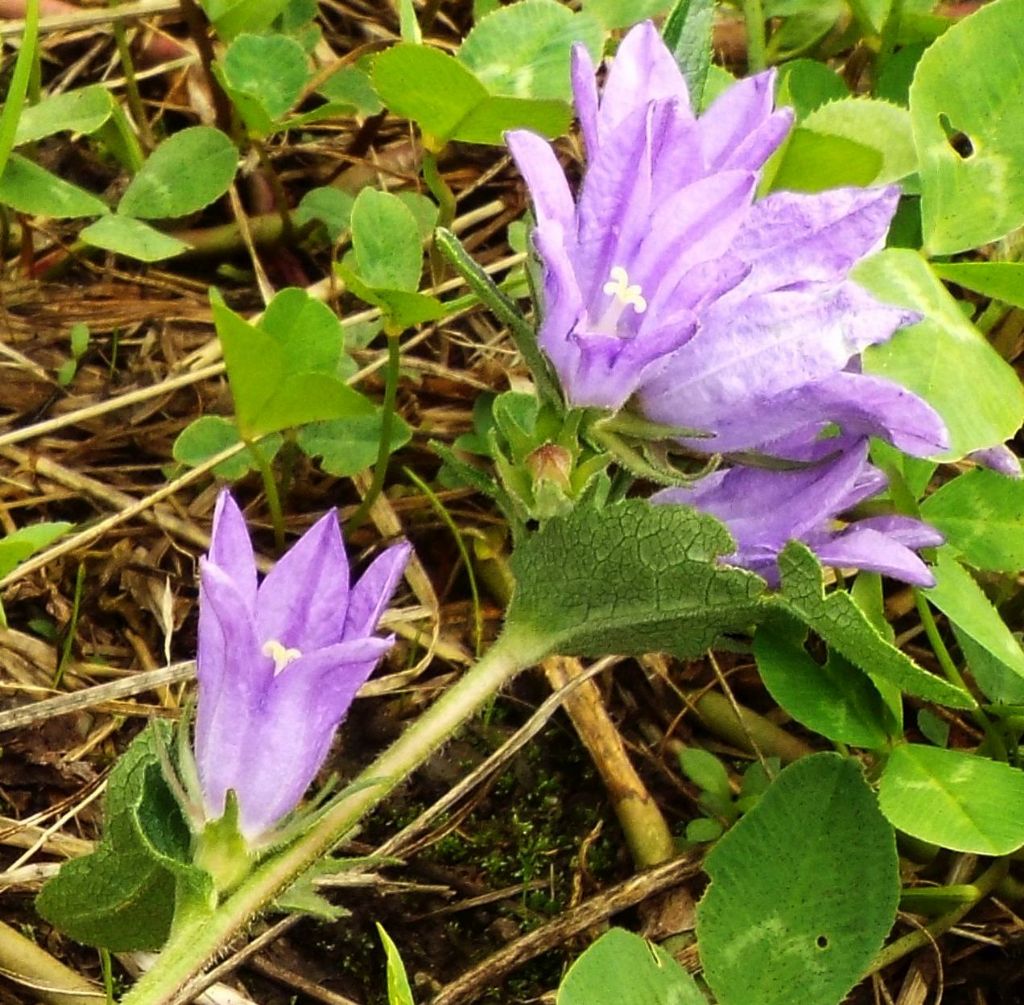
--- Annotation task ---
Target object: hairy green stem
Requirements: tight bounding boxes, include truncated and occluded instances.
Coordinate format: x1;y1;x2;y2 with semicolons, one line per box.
347;330;402;533
741;0;768;72
121;628;546;1004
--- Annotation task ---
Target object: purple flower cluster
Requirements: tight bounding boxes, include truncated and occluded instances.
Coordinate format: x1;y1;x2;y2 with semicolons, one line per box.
195;492;409;840
509;21;950;586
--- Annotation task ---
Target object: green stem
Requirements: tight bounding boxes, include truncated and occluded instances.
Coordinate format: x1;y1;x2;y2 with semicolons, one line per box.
914;591;1006;759
347;330;402;533
422;151;456;284
742;0;768;72
0;0;38;177
109;0;154;151
868;857;1008;975
120;628;547;1005
247;440;285;553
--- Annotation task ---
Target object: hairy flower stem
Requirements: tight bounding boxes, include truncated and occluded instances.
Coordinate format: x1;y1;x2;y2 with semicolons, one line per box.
121;627;548;1005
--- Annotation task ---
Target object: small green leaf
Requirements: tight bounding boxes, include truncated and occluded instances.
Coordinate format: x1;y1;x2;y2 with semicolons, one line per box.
754;622;896;748
698;753;898;1005
879;743;1024;854
924;547;1024;684
14;85;113;145
857;249;1024;459
557;928;705;1005
295;187;354;241
777;542;972;708
506;500;767;660
768;128;883;193
372;44;489;144
678;747;732;799
80;215;190;262
212;288;374;439
218;33;310;135
350;189;424;293
118;127;237;219
931;261;1024;311
775;59;848;119
457;0;603;102
662;0;716;108
921;468;1024;573
685;817;723;843
584;0;672;29
910;0;1024;253
340;264;446;329
803;97;917;184
0;522;72;579
296;411;411;478
172;416;282;480
318;65;383;116
199;0;291;40
0;154;107;217
377;925;415;1005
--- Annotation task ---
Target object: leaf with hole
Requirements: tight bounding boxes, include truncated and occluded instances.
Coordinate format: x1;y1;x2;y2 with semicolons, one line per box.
910;0;1024;253
118;127;237;219
857;249;1024;459
879;744;1024;854
698;753;898;1005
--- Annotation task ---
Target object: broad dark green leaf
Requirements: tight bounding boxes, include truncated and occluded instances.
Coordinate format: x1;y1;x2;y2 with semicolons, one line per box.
506;500;767;659
699;754;898;1005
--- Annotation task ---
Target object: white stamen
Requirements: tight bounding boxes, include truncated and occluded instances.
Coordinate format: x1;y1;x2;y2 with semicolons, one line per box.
601;265;648;315
262;639;302;674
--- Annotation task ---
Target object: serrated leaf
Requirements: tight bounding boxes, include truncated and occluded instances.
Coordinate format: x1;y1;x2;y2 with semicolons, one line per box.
698;753;898;1005
0;154;107;217
910;0;1024;253
505;500;767;659
662;0;715;108
213;288;373;439
557;928;704;1005
920;469;1024;573
879;743;1024;853
457;0;603;102
803;97;916;184
924;547;1024;684
777;542;971;708
296;411;411;478
15;85;113;145
775;59;849;119
118;127;237;219
754;622;896;748
857;249;1024;459
80;214;190;262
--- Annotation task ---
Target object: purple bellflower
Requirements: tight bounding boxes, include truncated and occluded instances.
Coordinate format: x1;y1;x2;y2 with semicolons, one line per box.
507;21;948;460
654;438;943;587
195;492;410;842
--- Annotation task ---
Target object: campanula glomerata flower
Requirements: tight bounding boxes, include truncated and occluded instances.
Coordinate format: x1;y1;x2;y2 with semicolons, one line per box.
507;21;948;460
195;491;410;841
